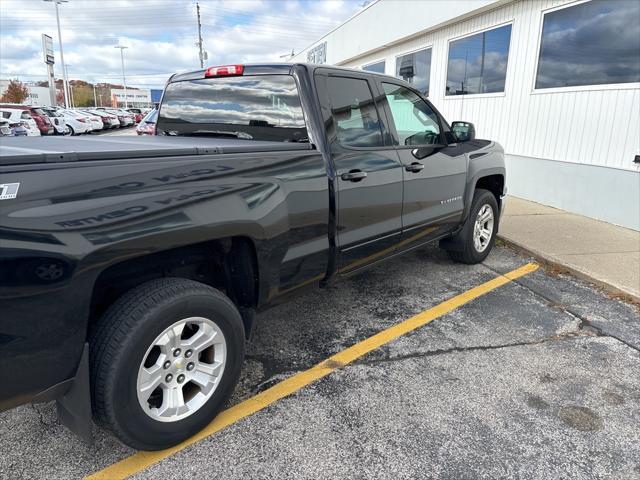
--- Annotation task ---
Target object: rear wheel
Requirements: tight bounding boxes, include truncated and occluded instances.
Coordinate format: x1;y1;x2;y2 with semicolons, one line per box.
446;189;499;264
90;278;245;450
67;125;75;136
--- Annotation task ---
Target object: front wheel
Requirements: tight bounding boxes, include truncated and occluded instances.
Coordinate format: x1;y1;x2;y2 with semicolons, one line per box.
90;278;245;450
446;189;499;264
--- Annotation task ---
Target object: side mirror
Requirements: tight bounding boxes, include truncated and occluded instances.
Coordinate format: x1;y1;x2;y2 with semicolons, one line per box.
451;121;475;142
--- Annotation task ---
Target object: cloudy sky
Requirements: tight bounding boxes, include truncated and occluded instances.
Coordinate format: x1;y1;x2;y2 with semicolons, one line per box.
0;0;365;89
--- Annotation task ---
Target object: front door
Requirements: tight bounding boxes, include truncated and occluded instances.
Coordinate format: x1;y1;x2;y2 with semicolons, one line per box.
316;73;403;273
377;81;467;252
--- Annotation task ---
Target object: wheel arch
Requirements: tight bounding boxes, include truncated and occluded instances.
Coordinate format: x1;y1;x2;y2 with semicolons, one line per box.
463;169;505;222
87;236;260;340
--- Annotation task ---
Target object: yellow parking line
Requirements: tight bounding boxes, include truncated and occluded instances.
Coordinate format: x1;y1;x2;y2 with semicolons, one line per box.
86;262;538;480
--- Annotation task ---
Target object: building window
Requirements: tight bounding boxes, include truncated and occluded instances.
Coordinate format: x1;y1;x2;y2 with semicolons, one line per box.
362;61;385;74
446;24;512;96
395;48;432;96
326;76;384;148
536;0;640;89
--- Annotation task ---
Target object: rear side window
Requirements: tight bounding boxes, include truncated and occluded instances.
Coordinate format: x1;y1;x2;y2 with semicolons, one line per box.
1;112;10;119
20;111;31;120
326;76;384;148
158;75;308;142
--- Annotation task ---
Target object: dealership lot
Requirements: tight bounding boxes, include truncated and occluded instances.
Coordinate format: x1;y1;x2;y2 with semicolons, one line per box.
0;245;638;479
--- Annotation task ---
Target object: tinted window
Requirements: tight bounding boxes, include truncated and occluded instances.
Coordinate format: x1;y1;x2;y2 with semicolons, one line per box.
144;109;158;123
158;75;308;142
363;61;385;73
20;111;31;120
326;76;384;148
536;0;640;89
1;112;10;119
446;24;512;95
396;48;432;96
382;83;440;146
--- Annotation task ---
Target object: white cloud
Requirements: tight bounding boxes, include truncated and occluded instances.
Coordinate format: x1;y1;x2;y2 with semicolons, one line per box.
0;0;363;88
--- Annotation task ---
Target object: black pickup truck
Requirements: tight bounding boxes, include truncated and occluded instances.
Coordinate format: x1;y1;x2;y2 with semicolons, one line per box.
0;63;506;450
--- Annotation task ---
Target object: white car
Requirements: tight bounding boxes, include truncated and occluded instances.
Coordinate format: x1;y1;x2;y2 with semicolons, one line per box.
58;109;92;135
76;110;104;132
0;108;40;136
0;118;12;136
41;107;68;135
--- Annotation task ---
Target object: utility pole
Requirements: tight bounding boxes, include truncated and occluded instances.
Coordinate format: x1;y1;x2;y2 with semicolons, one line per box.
196;1;205;68
93;83;97;107
114;45;129;108
44;0;70;108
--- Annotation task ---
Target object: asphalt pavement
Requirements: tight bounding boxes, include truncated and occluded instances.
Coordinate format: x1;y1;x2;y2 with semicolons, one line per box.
1;245;638;480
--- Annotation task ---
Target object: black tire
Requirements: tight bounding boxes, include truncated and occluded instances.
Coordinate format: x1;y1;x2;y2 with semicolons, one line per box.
67;125;75;136
89;277;245;450
447;189;499;264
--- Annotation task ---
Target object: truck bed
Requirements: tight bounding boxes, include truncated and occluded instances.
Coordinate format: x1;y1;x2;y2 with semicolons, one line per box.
0;135;313;165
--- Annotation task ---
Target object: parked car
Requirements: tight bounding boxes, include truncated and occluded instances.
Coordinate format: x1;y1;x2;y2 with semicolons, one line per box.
97;108;130;127
0;108;40;136
106;108;135;126
127;108;143;123
85;109;119;129
0;118;12;136
0;63;506;451
0;116;28;136
41;107;69;135
9;124;29;136
76;110;104;132
136;108;157;135
28;107;54;135
58;109;92;135
116;109;136;126
0;105;53;135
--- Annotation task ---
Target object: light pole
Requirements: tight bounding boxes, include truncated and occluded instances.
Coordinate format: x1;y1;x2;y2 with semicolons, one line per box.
114;45;129;108
44;0;70;108
65;64;74;107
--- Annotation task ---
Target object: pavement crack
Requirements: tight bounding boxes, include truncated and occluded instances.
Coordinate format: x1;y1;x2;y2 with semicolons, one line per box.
30;404;52;429
356;331;595;366
482;264;640;353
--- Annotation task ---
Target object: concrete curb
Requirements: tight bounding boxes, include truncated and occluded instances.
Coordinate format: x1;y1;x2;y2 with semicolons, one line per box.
497;234;640;304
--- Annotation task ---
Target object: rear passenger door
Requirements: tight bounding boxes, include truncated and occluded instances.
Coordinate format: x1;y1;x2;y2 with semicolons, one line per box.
377;81;467;251
315;72;403;274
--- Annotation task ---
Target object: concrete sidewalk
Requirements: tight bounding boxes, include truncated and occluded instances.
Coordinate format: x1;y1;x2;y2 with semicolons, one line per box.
499;196;640;301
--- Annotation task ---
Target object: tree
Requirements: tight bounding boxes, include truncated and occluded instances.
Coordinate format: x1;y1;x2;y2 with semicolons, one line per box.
1;79;29;104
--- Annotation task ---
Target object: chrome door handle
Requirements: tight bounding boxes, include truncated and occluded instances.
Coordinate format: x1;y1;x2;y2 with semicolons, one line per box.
341;170;368;182
405;162;424;173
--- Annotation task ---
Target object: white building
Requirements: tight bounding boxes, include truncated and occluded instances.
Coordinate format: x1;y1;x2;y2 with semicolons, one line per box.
293;0;640;230
0;80;55;106
110;88;152;108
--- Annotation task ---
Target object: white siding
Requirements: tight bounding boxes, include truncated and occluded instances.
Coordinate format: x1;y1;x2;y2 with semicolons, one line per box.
294;0;640;229
333;0;640;172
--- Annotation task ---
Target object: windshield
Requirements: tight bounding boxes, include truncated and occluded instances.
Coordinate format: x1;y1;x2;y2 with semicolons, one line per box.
157;74;308;142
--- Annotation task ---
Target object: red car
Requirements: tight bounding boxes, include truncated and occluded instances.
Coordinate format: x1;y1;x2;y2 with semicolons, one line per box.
0;104;54;135
127;108;143;123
